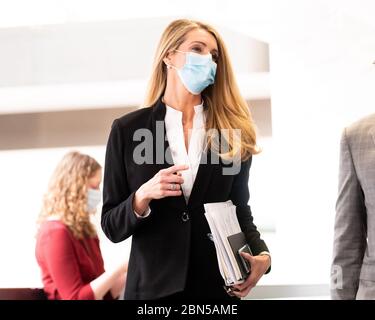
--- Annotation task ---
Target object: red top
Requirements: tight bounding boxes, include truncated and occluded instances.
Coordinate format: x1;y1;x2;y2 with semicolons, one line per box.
35;220;112;300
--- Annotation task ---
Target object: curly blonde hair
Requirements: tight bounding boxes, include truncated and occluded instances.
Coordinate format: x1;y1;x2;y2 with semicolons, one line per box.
38;151;101;239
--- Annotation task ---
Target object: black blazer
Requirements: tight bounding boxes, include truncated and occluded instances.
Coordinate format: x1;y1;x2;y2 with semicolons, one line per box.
101;97;269;300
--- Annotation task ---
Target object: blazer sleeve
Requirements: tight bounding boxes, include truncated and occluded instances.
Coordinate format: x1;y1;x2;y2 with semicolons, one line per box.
44;228;95;300
229;156;270;272
331;128;367;300
101;119;148;243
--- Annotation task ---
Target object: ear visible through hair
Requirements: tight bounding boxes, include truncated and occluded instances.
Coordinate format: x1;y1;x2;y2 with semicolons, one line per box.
163;55;173;69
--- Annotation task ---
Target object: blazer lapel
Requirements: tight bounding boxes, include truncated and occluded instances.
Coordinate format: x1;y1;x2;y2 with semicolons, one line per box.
151;97;169;171
187;149;214;210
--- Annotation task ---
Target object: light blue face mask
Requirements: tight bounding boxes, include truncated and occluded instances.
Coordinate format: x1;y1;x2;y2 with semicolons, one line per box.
87;188;101;212
168;50;217;95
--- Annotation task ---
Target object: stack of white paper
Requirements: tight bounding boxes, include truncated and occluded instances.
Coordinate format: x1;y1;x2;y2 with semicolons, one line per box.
204;200;244;286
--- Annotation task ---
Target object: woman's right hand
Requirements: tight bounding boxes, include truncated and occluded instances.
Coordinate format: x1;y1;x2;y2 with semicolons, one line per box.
133;164;188;215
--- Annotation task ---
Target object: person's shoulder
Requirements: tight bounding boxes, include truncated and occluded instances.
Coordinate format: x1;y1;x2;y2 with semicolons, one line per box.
38;220;72;241
114;105;154;131
345;113;375;139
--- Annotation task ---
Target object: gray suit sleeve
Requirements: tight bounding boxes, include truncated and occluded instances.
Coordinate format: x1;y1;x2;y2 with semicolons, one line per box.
331;128;367;300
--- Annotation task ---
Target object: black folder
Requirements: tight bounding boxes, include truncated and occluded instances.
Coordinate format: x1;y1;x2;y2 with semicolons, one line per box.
227;232;252;279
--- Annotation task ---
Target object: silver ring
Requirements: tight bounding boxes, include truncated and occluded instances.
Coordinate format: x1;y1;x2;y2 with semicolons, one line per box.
170;183;175;191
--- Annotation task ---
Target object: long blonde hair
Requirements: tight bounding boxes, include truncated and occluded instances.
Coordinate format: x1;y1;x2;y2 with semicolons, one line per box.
144;19;259;161
38;151;101;239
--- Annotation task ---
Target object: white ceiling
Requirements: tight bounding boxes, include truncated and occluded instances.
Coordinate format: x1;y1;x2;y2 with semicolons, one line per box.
1;0;375;114
0;14;270;114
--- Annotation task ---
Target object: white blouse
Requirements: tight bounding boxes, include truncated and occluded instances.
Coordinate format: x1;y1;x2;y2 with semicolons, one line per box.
165;102;206;203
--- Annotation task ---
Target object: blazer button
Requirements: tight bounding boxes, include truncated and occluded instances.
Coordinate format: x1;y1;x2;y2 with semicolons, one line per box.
182;212;190;222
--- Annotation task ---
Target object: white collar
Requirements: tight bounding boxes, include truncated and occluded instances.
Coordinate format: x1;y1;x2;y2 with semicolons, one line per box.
165;101;205;118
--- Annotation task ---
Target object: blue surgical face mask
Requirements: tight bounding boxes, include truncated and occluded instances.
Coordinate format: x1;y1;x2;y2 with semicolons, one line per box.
87;188;101;212
167;50;217;95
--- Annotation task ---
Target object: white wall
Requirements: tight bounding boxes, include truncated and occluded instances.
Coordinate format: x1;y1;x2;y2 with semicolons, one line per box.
263;0;375;285
0;17;269;114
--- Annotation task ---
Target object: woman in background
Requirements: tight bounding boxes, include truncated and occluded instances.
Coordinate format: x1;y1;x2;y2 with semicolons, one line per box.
35;151;127;300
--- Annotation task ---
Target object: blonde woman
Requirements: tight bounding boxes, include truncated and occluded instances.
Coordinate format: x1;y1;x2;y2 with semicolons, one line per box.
102;19;271;300
36;151;127;300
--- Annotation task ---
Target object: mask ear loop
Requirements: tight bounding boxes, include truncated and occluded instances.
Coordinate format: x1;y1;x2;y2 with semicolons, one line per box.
175;49;187;54
176;49;213;60
165;49;187;70
165;58;178;70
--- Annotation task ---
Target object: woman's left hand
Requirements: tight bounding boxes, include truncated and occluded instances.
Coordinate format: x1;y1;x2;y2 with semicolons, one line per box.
231;253;271;298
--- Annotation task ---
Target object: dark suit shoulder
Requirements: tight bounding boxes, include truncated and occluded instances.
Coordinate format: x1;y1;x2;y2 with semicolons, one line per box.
115;106;154;130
